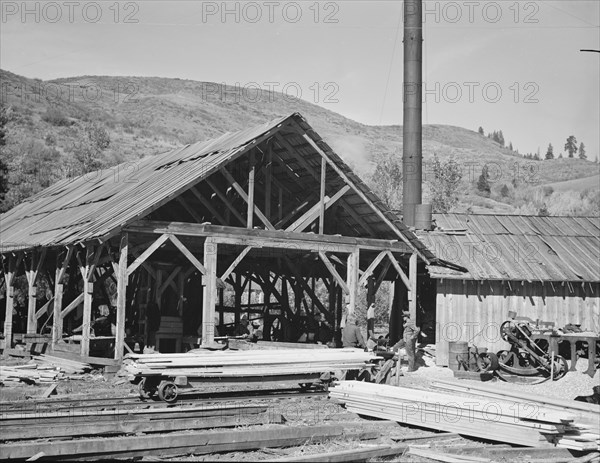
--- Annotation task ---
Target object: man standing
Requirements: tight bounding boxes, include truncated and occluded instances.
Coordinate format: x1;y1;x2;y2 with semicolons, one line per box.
402;311;421;372
341;313;366;349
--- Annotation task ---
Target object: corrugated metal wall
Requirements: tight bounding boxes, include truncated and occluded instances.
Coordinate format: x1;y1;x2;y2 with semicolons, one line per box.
434;280;600;366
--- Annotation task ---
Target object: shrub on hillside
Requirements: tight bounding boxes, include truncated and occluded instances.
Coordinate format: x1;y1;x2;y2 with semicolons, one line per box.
42;107;71;126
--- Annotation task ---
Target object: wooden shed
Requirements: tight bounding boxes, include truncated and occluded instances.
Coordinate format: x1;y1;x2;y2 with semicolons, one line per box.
416;213;600;366
0;112;442;362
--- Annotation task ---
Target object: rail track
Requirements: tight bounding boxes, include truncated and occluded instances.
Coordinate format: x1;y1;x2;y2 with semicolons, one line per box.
0;386;328;416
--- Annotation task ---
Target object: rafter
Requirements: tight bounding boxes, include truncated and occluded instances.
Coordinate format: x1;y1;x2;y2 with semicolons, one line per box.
318;252;349;294
358;251;388;287
189;186;227;225
205;177;246;226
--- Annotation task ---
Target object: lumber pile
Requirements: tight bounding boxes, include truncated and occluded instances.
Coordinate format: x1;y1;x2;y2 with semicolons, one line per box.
0;364;60;385
329;381;600;450
0;355;91;385
431;379;600;451
123;348;374;378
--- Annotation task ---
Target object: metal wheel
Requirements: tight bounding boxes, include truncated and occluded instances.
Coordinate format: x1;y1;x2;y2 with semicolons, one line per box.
157;381;178;403
500;321;514;342
551;355;569;381
138;377;156;400
479;352;499;372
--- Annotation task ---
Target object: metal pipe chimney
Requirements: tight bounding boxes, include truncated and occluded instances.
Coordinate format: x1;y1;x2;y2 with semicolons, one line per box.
402;0;423;227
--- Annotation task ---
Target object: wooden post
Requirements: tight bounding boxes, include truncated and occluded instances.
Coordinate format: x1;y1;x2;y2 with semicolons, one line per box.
202;239;217;345
3;255;16;348
115;233;128;360
52;247;73;345
346;249;360;315
409;253;418;320
319;157;326;234
234;273;242;327
80;246;95;357
278;188;283;223
247;151;255;229
265;146;272;221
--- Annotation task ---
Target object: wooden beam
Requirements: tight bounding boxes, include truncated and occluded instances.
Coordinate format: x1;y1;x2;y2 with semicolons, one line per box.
168;234;207;275
221;167;275;230
35;297;54;321
300;132;425;259
60;293;84;319
373;258;392;294
189;186;227;225
205;177;246;226
158;266;182;298
385;251;411;290
127;234;169;277
26;249;46;334
264;146;272;221
319;157;326;234
287;185;351;233
409;252;418;320
80;246;95;357
347;249;360;315
283;257;331;324
358;251;388;287
318;252;349;294
247;151;255;228
274;199;311;229
3;254;16;348
202;239;218;345
115;233;128;361
220;246;253;282
176;195;203;223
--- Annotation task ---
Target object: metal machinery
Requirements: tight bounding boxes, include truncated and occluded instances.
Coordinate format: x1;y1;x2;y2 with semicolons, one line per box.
497;319;569;382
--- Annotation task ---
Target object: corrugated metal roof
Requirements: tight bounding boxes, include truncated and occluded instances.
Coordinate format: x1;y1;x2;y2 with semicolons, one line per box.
0;112;433;262
417;214;600;282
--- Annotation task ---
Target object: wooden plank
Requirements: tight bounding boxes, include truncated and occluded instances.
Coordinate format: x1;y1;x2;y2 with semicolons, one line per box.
319;157;326;234
408;448;490;463
385;251;411;290
347;249;360;314
3;255;16;348
34;297;54;321
265;145;272;221
221;167;275;230
0;424;346;460
80;246;95;357
220;246;252;282
168;234;207;275
201;239;218;345
247;150;255;228
176;195;202;223
409;252;417;319
287;185;351;233
60;293;84;319
358;251;387;287
319;252;349;294
114;233;128;361
158;266;181;297
189;186;227;225
268;445;408;462
205;177;246;226
26;248;46;334
2;412;283;441
127;234;169;277
52;247;73;344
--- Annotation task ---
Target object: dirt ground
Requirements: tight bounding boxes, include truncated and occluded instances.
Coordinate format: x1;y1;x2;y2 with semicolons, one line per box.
1;353;598;462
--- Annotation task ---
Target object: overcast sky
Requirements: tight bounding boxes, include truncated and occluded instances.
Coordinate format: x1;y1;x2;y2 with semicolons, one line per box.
1;1;599;161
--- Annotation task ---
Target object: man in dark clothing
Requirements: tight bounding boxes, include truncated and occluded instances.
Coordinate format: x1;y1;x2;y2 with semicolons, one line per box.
403;311;420;372
341;314;366;349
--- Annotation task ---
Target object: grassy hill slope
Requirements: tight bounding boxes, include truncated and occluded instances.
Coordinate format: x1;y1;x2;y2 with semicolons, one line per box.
1;69;598;215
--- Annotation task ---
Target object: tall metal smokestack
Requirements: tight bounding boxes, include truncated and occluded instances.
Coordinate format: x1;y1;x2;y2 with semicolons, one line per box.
402;0;423;228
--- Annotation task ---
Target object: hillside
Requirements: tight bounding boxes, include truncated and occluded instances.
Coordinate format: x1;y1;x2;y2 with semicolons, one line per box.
1;69;598;215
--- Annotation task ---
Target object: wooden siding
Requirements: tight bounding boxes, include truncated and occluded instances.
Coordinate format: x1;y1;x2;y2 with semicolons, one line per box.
435;280;600;366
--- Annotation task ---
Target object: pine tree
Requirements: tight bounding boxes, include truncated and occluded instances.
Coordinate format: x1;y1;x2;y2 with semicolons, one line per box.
509;142;513;151
564;135;577;158
477;166;491;195
0;104;10;207
498;130;505;147
545;143;554;160
478;126;484;135
578;142;586;160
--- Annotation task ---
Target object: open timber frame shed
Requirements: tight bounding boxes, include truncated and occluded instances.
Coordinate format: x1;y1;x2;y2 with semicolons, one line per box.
1;113;439;361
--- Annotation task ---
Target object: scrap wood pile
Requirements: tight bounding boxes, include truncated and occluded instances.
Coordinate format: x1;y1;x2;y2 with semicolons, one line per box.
329;381;600;451
123;348;374;378
0;355;91;385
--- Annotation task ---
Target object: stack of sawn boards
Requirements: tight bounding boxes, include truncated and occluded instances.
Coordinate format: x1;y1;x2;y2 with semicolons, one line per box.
329;381;600;450
0;355;91;385
123;348;374;378
431;379;600;451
